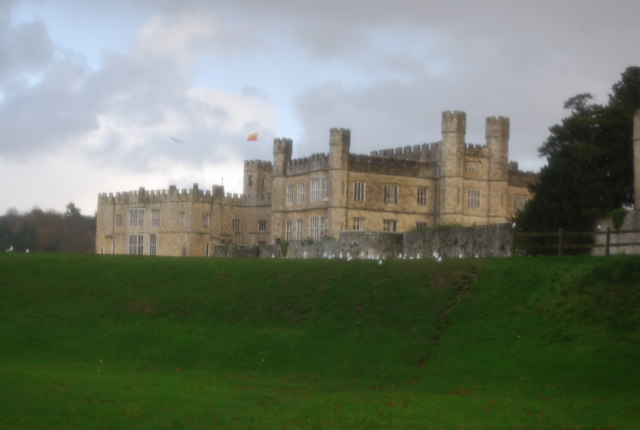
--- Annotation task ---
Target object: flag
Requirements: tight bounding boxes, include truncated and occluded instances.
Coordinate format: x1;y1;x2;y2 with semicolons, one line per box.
247;132;258;141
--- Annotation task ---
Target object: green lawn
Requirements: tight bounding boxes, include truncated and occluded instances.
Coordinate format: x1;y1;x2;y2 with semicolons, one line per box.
0;254;638;429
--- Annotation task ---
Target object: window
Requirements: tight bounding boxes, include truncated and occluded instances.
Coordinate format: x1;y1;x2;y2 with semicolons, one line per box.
233;218;240;232
258;220;268;232
467;161;481;173
149;234;157;256
152;209;161;227
310;217;319;240
467;189;481;208
352;217;364;231
416;222;429;230
296;219;304;240
248;175;253;187
353;182;366;201
287;184;295;204
114;214;122;227
285;220;292;241
128;235;143;255
514;194;528;213
129;209;144;227
310;178;329;201
297;183;305;203
384;184;398;204
383;219;397;232
203;213;210;227
177;211;185;226
417;187;428;206
309;216;327;240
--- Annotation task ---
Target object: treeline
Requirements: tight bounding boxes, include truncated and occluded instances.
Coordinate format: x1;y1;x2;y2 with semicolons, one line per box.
0;203;95;253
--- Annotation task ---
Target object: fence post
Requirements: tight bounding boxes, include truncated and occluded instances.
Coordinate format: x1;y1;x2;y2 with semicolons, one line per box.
605;227;611;257
558;228;564;256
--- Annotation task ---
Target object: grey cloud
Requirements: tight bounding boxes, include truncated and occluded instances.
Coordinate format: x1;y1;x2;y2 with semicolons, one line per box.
3;0;639;175
0;6;270;168
293;74;554;172
0;58;100;156
0;18;53;83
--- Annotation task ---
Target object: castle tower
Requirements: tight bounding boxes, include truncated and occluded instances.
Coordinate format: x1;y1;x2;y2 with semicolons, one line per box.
440;111;466;177
437;111;466;225
329;128;351;170
634;110;640;208
486;116;510;223
271;138;293;243
272;138;292;177
243;160;273;200
328;128;351;236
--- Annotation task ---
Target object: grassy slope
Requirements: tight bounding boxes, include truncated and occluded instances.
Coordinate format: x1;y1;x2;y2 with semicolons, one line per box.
0;254;638;429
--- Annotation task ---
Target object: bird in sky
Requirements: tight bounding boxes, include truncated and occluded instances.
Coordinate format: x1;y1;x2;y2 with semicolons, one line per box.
169;136;184;144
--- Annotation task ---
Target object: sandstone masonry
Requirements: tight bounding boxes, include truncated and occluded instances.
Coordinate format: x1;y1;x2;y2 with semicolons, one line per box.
96;111;536;256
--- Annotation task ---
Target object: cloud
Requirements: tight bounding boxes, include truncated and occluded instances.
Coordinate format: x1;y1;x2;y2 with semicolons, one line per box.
2;0;640;215
0;14;53;84
0;7;277;171
0;58;99;157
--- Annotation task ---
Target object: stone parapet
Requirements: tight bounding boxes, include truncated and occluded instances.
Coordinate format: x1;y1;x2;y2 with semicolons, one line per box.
286;153;330;175
370;142;440;161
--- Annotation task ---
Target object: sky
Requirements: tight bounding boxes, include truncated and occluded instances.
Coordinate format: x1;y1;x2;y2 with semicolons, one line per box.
1;0;639;216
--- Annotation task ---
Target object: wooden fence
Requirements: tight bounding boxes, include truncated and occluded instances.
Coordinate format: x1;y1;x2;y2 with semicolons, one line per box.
512;228;640;256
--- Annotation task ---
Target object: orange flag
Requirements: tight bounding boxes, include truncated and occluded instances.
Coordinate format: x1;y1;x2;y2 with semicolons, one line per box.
247;132;258;141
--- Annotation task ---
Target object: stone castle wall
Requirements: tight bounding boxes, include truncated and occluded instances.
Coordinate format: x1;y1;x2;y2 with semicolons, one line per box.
96;111;536;257
248;223;513;260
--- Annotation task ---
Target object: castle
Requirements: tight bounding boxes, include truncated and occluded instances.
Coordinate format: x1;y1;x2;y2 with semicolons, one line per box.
96;111;537;256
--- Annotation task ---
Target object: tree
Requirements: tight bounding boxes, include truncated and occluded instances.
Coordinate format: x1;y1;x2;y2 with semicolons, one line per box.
0;205;96;253
65;202;81;218
516;66;640;233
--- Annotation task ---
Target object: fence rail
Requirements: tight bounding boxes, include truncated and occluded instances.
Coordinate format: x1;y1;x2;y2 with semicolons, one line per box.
513;228;640;256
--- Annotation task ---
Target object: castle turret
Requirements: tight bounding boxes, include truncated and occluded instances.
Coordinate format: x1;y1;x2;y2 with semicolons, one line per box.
486;116;510;223
271;138;292;243
440;111;466;177
437;111;466;225
634;110;640;208
243;160;273;200
272;138;292;177
328;128;351;236
486;116;509;181
329;128;351;170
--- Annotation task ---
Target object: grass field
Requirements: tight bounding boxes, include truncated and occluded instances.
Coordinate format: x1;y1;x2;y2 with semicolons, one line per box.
0;253;639;429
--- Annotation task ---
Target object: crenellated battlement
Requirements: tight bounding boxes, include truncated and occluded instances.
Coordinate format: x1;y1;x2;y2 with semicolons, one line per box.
286;153;330;175
273;137;293;154
349;153;439;177
97;184;215;205
97;184;273;207
224;192;247;203
221;189;273;205
96;110;535;258
464;143;488;156
508;164;538;188
442;111;467;134
486;116;510;139
244;159;273;170
370;142;441;161
330;128;351;145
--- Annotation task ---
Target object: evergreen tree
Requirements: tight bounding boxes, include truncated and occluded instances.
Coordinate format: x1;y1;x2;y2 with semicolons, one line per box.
516;66;640;232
